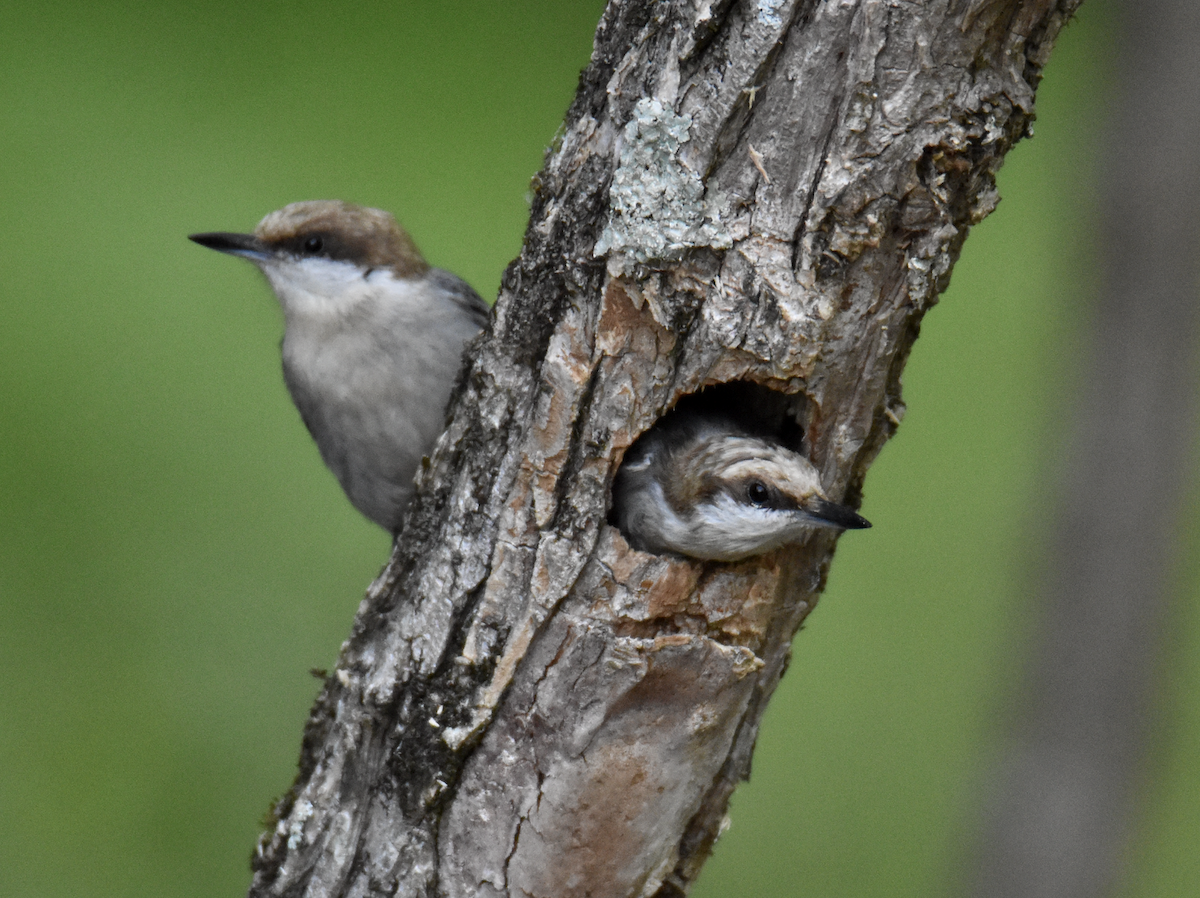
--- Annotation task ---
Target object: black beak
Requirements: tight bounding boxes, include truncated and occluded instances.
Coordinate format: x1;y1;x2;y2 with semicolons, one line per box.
188;231;271;262
807;497;871;530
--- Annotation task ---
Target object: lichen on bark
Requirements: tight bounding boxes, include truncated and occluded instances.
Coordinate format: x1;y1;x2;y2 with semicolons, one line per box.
594;97;733;275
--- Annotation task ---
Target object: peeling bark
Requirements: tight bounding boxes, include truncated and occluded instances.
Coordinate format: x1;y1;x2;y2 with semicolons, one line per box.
247;2;1081;896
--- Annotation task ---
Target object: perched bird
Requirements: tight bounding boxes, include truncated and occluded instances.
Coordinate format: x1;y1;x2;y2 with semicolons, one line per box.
190;201;489;534
612;412;870;561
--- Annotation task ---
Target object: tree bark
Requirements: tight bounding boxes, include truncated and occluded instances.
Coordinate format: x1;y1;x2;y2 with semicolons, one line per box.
247;2;1080;896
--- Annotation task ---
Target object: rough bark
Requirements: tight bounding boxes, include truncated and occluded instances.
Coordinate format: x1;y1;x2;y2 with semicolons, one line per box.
966;1;1200;895
246;2;1080;896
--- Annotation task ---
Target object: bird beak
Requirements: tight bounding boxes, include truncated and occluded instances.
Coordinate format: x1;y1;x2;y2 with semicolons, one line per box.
188;231;272;263
805;497;871;530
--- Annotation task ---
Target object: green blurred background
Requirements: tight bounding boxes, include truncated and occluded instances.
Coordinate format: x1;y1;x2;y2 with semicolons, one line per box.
1;2;1196;896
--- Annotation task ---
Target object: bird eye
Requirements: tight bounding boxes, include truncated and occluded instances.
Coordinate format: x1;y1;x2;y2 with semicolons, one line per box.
304;235;324;254
746;480;771;507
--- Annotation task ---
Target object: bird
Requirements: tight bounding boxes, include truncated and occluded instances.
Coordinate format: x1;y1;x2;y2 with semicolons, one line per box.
611;411;870;561
190;201;489;534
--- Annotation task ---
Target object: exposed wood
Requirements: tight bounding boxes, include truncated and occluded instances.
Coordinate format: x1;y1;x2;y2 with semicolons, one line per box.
246;2;1081;895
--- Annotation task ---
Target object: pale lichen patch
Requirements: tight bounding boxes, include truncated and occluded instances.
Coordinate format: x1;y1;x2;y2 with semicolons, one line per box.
286;800;314;851
756;0;785;28
595;98;732;276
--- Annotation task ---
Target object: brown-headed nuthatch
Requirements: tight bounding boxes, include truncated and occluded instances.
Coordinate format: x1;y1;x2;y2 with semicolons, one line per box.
612;412;870;561
190;201;489;534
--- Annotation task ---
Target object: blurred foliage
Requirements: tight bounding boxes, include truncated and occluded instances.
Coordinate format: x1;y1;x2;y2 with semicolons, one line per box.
0;2;1195;897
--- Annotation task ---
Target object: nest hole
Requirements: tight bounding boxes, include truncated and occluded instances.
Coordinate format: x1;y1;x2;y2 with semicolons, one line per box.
607;381;814;534
658;381;810;454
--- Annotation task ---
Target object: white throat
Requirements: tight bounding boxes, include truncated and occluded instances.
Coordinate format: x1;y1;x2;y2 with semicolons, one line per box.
258;257;398;320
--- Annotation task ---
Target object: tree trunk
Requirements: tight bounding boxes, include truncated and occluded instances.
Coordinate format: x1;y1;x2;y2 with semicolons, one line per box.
247;2;1080;896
